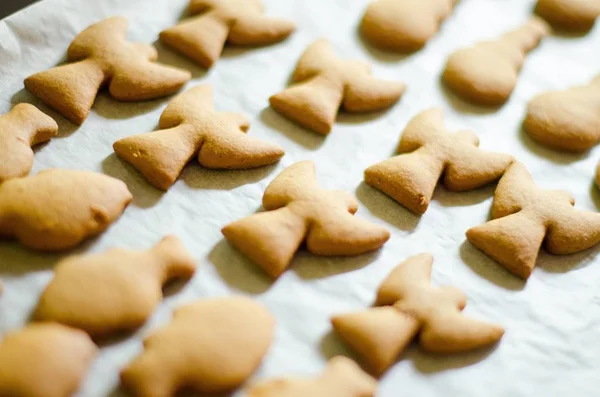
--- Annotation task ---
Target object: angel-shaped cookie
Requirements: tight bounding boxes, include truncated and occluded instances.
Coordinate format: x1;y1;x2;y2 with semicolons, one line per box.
222;161;390;278
247;357;377;397
121;297;274;396
0;104;58;183
270;39;406;135
536;0;600;31
25;17;191;125
113;85;284;190
467;162;600;280
0;169;131;251
160;0;295;68
361;0;458;52
332;254;505;376
0;323;97;397
524;75;600;152
364;108;513;215
443;18;550;106
35;236;196;337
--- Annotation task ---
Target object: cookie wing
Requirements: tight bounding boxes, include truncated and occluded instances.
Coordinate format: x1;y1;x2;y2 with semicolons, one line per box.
262;161;319;209
109;60;190;102
332;307;418;376
489;162;535;218
24;60;105;125
67;17;128;61
159;85;217;129
545;208;600;255
419;310;505;353
269;74;343;135
342;74;405;113
222;207;308;278
228;15;295;46
113;125;198;191
364;150;441;215
198;120;284;169
305;210;390;256
443;147;513;192
160;15;229;68
466;212;546;280
376;253;433;306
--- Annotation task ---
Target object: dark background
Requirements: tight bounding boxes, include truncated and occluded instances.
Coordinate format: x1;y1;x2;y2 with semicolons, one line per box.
0;0;38;19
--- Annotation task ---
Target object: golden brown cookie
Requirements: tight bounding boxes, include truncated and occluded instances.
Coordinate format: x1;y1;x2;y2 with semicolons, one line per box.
222;161;390;278
121;296;275;396
536;0;600;31
160;0;295;68
0;169;132;251
25;17;191;125
332;253;504;376
113;85;284;190
0;104;58;183
247;356;377;397
524;75;600;152
269;39;406;135
443;18;550;106
364;108;513;215
0;323;97;397
35;236;196;337
467;162;600;279
361;0;458;52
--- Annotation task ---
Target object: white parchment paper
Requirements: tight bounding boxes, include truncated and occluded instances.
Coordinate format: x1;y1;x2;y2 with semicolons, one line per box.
1;0;600;396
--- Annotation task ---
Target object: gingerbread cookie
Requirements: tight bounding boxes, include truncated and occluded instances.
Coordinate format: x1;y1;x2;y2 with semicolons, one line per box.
160;0;295;68
0;104;58;183
114;85;284;190
247;356;377;397
35;236;196;337
121;297;274;396
0;169;131;251
536;0;600;31
0;323;97;397
361;0;458;52
524;75;600;152
467;162;600;279
364;108;513;215
269;39;406;135
222;161;390;278
332;254;504;376
443;18;550;106
25;17;191;125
